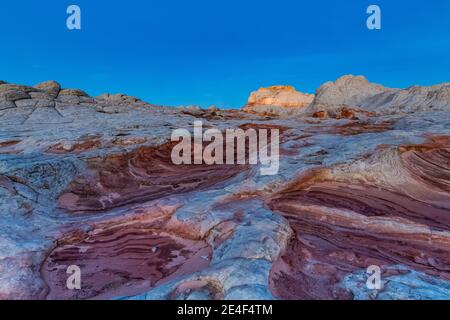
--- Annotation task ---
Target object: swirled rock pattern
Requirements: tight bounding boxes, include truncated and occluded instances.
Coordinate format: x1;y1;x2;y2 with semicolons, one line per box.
268;138;450;299
41;204;212;300
57;142;247;213
0;77;449;300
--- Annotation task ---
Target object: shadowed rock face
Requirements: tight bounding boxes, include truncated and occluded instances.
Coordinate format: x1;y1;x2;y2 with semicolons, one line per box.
1;77;450;300
268;137;450;300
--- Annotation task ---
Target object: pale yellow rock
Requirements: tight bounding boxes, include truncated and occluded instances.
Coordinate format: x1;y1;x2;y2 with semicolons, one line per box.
247;85;314;108
243;85;314;116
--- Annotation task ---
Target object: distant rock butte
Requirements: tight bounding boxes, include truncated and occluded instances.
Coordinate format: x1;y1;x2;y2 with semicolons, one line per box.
243;85;314;116
241;75;450;119
306;75;450;117
314;75;388;108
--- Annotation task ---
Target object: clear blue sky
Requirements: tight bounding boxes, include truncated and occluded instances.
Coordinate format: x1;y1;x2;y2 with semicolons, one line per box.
1;0;449;108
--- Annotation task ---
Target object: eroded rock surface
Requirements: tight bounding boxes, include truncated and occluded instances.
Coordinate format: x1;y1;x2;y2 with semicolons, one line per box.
268;139;450;299
42;204;211;300
1;77;449;300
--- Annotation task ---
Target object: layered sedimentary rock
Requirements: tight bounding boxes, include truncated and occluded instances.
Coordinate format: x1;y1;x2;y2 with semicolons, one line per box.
1;76;450;300
243;85;314;116
268;137;450;299
42;206;211;300
57;142;247;213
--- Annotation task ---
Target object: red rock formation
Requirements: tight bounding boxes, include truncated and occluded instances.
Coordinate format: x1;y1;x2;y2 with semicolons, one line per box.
58;142;247;213
268;137;450;299
400;136;450;193
0;140;20;148
47;138;101;154
0;140;21;154
312;111;328;119
304;120;394;136
312;107;375;120
41;209;211;300
335;107;375;120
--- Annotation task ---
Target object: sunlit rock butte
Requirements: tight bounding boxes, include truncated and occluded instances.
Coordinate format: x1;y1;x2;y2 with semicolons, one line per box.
243;85;315;116
0;75;449;300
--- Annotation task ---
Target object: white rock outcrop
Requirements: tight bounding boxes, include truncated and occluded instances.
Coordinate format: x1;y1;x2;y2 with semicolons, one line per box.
306;75;450;116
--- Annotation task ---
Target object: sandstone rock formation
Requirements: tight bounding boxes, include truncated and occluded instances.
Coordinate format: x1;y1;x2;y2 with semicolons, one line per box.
0;77;449;300
58;88;89;97
243;85;314;116
306;75;450;117
309;75;388;112
269;139;450;299
95;93;152;109
96;93;140;105
34;80;61;98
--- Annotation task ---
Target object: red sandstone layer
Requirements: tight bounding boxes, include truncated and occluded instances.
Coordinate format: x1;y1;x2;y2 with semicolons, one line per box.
57;142;247;213
268;137;450;299
41;208;211;300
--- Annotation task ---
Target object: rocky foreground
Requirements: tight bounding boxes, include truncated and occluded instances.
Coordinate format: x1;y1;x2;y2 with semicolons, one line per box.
0;75;449;300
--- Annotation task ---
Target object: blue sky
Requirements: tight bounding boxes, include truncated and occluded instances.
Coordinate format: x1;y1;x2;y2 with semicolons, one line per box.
1;0;449;108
